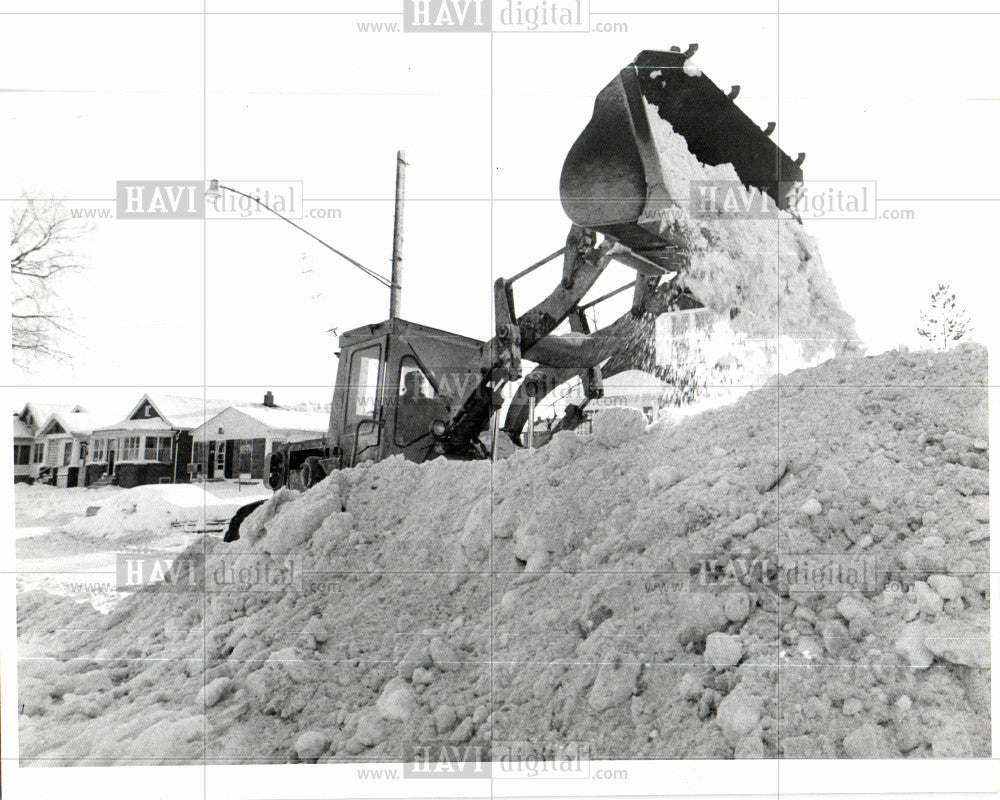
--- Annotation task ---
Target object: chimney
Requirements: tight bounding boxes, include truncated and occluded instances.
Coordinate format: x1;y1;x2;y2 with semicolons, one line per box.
263;390;275;407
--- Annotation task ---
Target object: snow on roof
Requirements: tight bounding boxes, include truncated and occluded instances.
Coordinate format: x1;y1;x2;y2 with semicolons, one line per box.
230;404;329;433
139;393;233;425
40;411;120;437
13;414;33;439
169;411;235;431
600;370;670;402
603;369;670;390
93;417;176;434
20;402;86;424
97;393;238;433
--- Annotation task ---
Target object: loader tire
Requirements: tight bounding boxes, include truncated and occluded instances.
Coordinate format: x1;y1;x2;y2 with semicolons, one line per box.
300;456;326;489
224;499;266;543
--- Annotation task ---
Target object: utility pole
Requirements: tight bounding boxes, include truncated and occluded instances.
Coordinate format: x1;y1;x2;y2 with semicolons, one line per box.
389;150;406;322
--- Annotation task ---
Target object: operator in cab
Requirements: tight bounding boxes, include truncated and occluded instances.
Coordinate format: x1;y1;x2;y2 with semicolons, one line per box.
395;368;445;449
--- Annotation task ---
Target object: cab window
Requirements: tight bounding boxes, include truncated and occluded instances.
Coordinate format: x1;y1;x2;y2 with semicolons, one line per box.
399;358;435;401
345;344;382;424
394;356;438;446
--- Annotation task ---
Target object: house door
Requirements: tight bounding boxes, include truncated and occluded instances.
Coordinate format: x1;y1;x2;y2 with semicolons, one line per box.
107;449;115;474
217;441;227;477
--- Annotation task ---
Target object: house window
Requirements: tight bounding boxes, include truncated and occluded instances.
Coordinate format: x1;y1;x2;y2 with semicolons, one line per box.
91;439;105;462
79;442;88;462
33;442;45;463
120;436;142;461
14;445;31;465
63;441;73;466
193;440;208;470
144;436;171;462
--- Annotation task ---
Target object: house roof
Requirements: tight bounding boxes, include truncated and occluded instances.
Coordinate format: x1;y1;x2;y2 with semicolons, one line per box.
39;411;118;437
95;393;236;434
13;414;33;440
231;404;329;433
190;404;329;440
134;393;233;425
19;402;86;428
599;370;670;401
93;417;176;434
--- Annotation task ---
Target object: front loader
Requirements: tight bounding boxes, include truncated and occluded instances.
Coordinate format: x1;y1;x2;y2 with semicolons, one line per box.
262;45;806;493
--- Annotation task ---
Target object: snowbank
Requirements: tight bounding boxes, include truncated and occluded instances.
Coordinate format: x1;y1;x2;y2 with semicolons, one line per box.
17;345;989;763
61;484;269;539
14;484;121;528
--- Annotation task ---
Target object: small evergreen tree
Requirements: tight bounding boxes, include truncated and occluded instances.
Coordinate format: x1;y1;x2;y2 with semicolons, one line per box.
917;284;972;350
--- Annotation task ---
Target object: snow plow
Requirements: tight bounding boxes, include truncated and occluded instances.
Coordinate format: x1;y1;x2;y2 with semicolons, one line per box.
261;46;808;493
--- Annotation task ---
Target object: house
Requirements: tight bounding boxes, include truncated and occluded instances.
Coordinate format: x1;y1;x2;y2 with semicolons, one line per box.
656;303;715;345
189;392;329;481
88;394;232;488
35;411;111;487
591;369;672;423
13;414;34;482
13;402;86;482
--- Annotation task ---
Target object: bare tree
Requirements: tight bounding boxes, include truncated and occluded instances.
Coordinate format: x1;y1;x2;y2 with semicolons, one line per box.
917;283;972;351
10;195;88;365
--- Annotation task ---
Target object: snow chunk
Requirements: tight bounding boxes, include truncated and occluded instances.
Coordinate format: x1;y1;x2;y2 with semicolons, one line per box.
294;730;328;761
716;689;763;746
927;574;963;602
924;620;989;668
894;622;933;669
376;677;418;721
261;485;342;554
588;651;640;711
842;724;899;759
682;58;702;77
592;407;647;448
197;677;233;708
704;633;743;669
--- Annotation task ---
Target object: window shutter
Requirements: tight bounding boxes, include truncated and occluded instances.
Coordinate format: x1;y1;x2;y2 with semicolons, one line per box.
251;438;266;479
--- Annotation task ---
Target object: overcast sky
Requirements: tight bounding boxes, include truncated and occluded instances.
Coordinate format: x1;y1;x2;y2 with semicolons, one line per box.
3;3;998;416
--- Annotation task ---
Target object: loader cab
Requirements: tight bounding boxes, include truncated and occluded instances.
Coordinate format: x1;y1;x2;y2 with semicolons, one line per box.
329;318;484;468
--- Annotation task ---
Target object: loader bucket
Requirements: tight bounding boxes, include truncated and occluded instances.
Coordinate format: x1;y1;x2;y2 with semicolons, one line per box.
560;49;804;271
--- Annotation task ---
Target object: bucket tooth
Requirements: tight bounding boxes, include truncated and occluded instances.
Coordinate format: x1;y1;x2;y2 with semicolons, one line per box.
795;152;806;166
683;43;699;58
763;121;776;136
728;85;740;99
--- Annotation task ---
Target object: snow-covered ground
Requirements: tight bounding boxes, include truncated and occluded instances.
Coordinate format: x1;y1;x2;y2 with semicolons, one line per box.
14;482;270;612
14;345;990;764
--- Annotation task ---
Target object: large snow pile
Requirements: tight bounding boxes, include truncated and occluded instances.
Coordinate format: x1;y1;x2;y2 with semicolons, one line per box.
644;102;859;357
17;345;988;764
